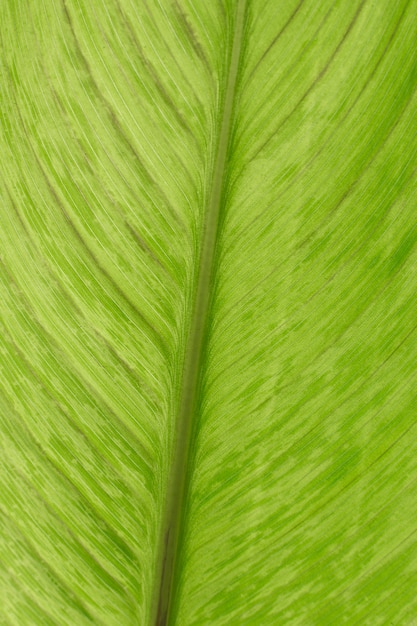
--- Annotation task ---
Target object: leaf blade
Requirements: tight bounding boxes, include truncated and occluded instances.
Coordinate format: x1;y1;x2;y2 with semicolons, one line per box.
1;0;417;625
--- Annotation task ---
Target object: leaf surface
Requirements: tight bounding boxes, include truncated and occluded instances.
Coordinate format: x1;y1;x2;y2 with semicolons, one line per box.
1;0;417;624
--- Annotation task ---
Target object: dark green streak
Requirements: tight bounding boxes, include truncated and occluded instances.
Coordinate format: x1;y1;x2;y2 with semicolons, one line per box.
152;2;247;625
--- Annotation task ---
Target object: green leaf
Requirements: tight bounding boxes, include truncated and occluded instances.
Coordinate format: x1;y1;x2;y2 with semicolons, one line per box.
1;0;417;624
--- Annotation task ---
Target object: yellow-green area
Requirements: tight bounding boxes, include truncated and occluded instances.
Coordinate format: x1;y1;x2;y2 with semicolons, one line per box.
1;0;417;624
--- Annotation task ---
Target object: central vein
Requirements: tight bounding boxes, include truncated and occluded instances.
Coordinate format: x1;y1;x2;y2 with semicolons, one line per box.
152;3;247;624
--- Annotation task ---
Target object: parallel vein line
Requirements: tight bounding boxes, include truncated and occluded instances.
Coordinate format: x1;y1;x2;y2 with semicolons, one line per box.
227;0;409;261
251;0;366;161
0;256;153;469
0;502;98;623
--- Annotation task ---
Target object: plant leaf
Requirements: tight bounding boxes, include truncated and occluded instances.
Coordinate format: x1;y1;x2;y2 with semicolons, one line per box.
1;0;417;624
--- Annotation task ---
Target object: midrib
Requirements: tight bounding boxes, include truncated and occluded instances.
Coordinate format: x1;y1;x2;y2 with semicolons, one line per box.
151;2;247;625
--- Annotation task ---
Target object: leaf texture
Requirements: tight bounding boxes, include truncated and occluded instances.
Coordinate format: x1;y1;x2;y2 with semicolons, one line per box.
1;0;417;624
